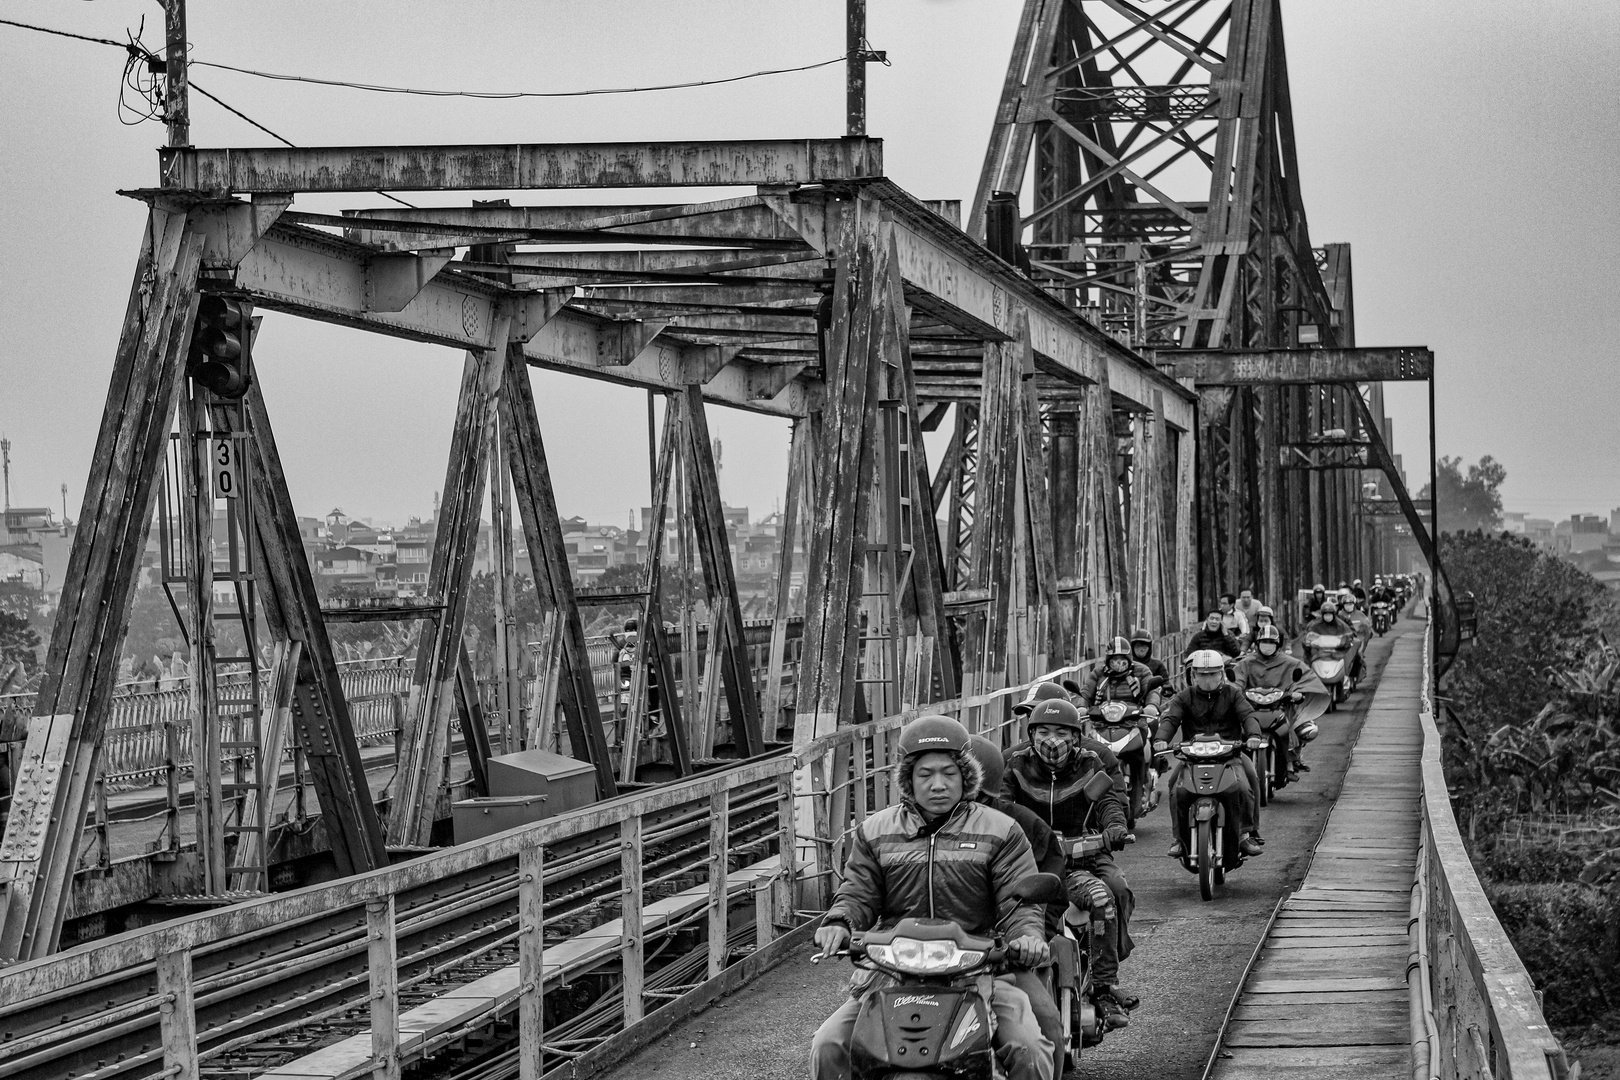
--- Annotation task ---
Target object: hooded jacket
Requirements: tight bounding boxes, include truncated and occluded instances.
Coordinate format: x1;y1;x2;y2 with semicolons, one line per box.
1002;744;1129;839
824;768;1045;944
1155;682;1260;743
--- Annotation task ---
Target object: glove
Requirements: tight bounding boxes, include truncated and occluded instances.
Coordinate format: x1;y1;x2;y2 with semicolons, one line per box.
1153;739;1170;755
1245;736;1264;750
1105;825;1129;850
1289;690;1305;702
1143;704;1160;719
814;923;851;958
1006;934;1050;968
1067;870;1117;922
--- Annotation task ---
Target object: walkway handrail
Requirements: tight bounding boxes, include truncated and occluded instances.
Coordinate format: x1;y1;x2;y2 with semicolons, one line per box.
1415;604;1571;1080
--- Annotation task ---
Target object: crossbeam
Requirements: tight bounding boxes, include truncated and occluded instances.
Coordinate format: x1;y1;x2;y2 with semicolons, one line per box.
1169;347;1434;384
158;139;884;193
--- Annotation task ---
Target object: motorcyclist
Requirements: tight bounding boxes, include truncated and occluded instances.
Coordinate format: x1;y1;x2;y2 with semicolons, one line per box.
1350;578;1367;603
1303;598;1345;640
1129;627;1170;681
1003;699;1138;1031
1340;594;1373;681
967;736;1071;1080
1154;650;1265;859
1009;682;1128;790
811;715;1055;1080
1066;636;1163;820
1304;583;1329;619
1241;605;1281;653
1218;592;1249;639
1183;610;1244;663
1233;626;1319;777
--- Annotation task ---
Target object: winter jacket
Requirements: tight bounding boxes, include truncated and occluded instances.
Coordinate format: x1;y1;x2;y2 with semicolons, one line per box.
1183;628;1244;659
1155;683;1260;743
1002;745;1129;839
1134;654;1170;681
1069;662;1164;710
1304;615;1352;640
824;798;1045;944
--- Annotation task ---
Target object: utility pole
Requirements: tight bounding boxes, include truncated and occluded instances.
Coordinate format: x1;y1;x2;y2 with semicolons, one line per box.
845;0;885;137
164;0;189;147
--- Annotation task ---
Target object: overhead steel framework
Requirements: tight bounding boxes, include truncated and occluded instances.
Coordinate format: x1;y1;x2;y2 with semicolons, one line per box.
0;0;1443;959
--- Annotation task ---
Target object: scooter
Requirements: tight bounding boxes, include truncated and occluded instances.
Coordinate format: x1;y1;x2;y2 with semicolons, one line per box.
1088;700;1154;828
1045;833;1111;1069
1371;601;1392;636
816;874;1066;1080
1242;688;1293;804
1304;632;1355;710
1163;735;1250;901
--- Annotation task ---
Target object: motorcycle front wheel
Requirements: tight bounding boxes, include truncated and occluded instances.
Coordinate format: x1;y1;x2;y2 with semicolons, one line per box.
1257;748;1272;806
1197;819;1217;901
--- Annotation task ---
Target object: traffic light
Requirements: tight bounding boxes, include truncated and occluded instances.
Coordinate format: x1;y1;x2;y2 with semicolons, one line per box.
188;294;253;399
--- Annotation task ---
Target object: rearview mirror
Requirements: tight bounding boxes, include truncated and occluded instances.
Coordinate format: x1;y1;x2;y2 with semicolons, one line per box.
1083;770;1114;802
1009;872;1065;906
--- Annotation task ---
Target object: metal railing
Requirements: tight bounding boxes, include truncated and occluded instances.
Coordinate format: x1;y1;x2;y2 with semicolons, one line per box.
1414;605;1572;1080
0;628;1191;1080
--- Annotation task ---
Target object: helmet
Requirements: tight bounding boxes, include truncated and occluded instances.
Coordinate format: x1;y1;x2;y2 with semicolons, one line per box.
1320;600;1338;616
898;714;971;756
1312;583;1325;594
1013;681;1068;716
1107;635;1131;659
1130;627;1153;651
966;735;1006;794
1297;718;1320;742
1025;698;1084;732
1256;626;1282;652
1188;649;1226;673
1256;605;1275;621
1353;579;1362;588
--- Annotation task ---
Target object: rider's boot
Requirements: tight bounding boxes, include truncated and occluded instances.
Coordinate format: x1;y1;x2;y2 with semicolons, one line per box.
1239;833;1264;857
1094;988;1131;1029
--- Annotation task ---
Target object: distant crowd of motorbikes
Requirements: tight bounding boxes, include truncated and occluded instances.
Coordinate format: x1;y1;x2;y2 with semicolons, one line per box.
808;572;1422;1080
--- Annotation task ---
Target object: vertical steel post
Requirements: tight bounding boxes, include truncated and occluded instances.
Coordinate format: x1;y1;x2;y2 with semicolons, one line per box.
518;843;545;1080
164;0;189;148
367;897;400;1080
846;0;867;136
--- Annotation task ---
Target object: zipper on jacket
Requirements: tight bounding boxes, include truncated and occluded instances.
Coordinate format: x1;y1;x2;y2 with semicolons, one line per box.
927;832;936;918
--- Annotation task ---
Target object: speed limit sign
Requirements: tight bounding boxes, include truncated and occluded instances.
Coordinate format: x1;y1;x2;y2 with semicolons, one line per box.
212;436;242;499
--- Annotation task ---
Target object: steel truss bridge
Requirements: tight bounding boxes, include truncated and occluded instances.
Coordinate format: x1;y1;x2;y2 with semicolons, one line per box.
0;2;1561;1079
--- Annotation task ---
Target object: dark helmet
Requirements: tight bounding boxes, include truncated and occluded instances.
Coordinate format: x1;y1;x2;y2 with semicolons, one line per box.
1013;680;1069;716
1024;698;1084;732
966;734;1006;794
1320;600;1339;617
1106;635;1132;660
898;714;971;756
1130;627;1153;647
623;617;639;632
1312;583;1326;595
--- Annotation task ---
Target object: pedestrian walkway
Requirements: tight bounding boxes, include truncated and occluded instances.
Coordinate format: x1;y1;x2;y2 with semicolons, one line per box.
1210;620;1425;1080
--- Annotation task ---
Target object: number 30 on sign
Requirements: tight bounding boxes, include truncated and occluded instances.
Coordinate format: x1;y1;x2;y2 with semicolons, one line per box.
213;436;242;499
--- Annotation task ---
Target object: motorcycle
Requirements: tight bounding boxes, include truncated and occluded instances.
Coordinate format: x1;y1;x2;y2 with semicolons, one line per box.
1163;735;1251;901
1046;832;1113;1068
1242;688;1293;805
1304;632;1356;710
1087;700;1154;828
815;873;1067;1080
1371;601;1392;636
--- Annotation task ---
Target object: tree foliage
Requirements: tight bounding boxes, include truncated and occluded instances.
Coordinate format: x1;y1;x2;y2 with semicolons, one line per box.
1419;454;1506;535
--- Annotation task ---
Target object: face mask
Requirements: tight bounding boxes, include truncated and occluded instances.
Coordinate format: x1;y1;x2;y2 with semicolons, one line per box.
1108;658;1129;674
1259;644;1278;658
1035;732;1074;768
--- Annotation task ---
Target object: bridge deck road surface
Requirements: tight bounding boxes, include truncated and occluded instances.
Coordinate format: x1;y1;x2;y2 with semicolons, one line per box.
595;616;1423;1080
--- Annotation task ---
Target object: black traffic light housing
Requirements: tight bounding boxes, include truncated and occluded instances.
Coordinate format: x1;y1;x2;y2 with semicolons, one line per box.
188;294;253;399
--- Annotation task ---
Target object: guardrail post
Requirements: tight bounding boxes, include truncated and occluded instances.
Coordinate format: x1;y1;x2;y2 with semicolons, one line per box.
775;772;796;925
708;788;730;978
164;712;181;856
621;814;645;1024
518;842;545;1080
753;876;773;948
367;896;400;1080
155;943;198;1080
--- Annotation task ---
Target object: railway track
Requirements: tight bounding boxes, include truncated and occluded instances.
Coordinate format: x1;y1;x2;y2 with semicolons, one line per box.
0;776;782;1080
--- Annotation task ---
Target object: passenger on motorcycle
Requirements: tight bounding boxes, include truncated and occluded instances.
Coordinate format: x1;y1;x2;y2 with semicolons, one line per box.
1233;627;1318;776
967;736;1073;1080
1304;583;1329;619
1219;593;1249;639
1003;699;1138;1031
1154;651;1265;859
1350;578;1367;603
1129;627;1170;681
1183;610;1244;663
1066;637;1164;819
811;716;1055;1080
1241;605;1280;653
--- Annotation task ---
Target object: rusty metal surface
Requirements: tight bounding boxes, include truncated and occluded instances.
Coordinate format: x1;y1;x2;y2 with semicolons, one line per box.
1170;347;1435;384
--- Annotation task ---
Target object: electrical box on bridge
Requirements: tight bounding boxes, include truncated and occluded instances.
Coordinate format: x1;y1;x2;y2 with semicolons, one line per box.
451;749;598;844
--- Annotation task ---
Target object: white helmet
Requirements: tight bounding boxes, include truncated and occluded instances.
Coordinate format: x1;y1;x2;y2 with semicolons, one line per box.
1188;649;1226;673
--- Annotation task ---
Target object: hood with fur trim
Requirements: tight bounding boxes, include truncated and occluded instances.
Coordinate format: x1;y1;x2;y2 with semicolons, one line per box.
897;746;983;806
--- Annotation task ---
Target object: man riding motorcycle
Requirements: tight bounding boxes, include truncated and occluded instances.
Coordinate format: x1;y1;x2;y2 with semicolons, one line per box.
1183;610;1244;663
1154;651;1264;859
1349;578;1367;603
1066;637;1163;820
1129;627;1170;681
1233;626;1325;777
967;736;1074;1080
1310;599;1367;685
1304;583;1329;619
811;716;1055;1080
1003;699;1138;1031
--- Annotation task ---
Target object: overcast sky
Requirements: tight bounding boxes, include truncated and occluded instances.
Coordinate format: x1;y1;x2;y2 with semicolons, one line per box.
2;1;1616;531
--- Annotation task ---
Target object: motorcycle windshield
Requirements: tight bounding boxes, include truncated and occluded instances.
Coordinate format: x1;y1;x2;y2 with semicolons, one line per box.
1292;670;1331;725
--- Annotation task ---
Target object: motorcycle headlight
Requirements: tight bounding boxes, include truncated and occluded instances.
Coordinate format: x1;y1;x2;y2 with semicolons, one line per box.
1100;703;1127;723
1186;741;1226;758
866;937;985;975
